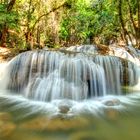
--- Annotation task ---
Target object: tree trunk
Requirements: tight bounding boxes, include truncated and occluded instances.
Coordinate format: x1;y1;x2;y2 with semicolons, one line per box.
126;0;137;45
7;0;16;11
137;0;140;48
25;0;33;50
37;26;41;47
0;24;8;47
118;0;132;45
0;0;16;47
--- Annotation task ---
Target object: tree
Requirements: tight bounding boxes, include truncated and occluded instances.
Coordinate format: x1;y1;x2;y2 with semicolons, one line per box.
117;0;140;48
0;0;18;47
0;0;140;49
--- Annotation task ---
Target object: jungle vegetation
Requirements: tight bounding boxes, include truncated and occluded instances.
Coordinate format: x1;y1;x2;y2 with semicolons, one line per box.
0;0;140;50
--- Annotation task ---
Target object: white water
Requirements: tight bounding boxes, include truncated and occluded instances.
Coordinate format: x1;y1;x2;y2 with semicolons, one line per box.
4;51;139;99
0;92;140;118
0;45;140;118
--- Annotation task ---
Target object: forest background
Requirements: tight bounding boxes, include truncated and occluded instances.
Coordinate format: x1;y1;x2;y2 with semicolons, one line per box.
0;0;140;52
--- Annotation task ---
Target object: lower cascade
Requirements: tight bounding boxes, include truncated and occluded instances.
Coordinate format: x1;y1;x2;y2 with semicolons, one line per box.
0;46;139;102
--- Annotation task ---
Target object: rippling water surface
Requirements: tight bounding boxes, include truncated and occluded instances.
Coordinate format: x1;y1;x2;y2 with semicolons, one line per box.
0;91;140;140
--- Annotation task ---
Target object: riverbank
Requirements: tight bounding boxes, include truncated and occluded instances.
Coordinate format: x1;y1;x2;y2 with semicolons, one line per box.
0;47;13;63
0;47;26;63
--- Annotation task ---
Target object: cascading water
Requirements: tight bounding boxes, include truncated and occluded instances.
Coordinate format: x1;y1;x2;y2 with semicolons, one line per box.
0;45;140;117
1;50;138;101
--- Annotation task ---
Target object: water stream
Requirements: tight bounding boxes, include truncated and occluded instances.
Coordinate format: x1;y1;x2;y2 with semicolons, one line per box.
0;45;140;140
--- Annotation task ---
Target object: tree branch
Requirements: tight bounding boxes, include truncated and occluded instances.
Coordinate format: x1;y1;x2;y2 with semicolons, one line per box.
137;0;140;48
31;2;67;32
118;0;132;44
7;0;16;11
126;0;137;32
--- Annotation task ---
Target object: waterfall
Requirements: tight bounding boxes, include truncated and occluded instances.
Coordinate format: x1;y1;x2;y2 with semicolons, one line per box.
2;48;138;102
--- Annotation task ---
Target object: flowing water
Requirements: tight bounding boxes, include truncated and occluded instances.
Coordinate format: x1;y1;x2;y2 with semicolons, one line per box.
0;45;140;140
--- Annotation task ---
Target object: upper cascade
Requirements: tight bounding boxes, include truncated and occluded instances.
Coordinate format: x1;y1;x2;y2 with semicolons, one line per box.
1;46;138;102
61;44;140;65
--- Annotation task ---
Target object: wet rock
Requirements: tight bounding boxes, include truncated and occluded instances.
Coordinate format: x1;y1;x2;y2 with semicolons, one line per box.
58;100;73;114
121;60;138;86
96;44;110;54
51;113;74;120
58;105;70;114
103;99;120;106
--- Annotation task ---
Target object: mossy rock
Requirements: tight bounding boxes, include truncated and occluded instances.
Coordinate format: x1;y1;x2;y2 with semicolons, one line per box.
0;121;16;137
0;112;12;121
19;116;90;131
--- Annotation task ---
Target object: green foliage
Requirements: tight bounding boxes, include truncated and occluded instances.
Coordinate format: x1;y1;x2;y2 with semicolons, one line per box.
59;0;121;45
59;0;93;44
0;3;19;30
0;0;139;49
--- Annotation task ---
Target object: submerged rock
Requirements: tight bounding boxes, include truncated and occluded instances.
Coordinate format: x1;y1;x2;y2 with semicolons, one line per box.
0;112;16;137
19;116;90;131
0;112;12;121
105;108;119;120
0;121;16;137
70;131;95;140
